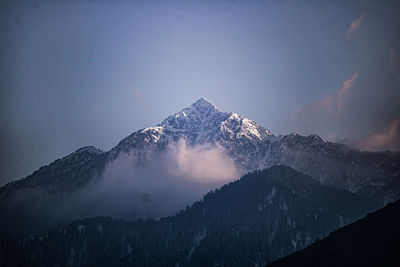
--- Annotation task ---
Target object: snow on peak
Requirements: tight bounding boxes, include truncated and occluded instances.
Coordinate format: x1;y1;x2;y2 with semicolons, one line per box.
114;98;276;156
158;98;226;131
221;112;274;141
154;98;275;144
191;97;219;111
110;98;281;173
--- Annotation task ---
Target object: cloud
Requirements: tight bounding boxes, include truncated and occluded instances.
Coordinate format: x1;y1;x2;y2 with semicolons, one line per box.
293;95;335;120
337;73;358;114
358;118;400;151
293;73;358;119
345;13;366;41
0;138;241;236
316;95;335;115
170;140;238;183
57;139;240;220
345;118;400;152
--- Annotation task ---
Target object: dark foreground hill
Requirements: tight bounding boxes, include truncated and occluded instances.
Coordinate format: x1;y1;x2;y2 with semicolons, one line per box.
0;166;379;267
268;198;400;267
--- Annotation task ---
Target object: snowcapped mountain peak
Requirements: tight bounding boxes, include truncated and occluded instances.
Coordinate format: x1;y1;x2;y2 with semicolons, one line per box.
191;97;219;111
113;98;275;163
157;98;228;132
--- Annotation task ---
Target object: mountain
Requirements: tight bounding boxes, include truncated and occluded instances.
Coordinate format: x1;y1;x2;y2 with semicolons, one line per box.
110;97;276;170
0;146;108;237
111;98;400;203
0;98;399;237
0;166;380;267
268;198;400;267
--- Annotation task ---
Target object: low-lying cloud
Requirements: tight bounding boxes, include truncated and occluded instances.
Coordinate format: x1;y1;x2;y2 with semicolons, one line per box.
0;139;241;236
342;118;400;152
352;118;400;152
170;140;238;183
49;139;240;222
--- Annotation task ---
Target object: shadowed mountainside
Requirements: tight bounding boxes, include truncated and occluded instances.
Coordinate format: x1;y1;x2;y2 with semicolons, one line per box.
0;166;380;266
268;198;400;267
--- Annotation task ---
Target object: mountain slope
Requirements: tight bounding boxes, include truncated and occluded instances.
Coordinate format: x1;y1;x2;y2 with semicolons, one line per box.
111;98;400;203
0;166;380;267
268;198;400;267
0;98;399;238
0;146;108;237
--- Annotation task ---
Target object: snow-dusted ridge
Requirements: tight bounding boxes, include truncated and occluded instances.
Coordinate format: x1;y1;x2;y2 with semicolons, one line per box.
74;146;104;155
109;98;400;203
1;97;399;239
111;98;276;170
1;97;399;208
122;98;273;143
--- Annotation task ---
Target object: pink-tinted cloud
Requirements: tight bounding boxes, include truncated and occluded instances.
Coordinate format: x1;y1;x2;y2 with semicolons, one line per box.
354;118;400;151
134;89;141;98
292;73;358;119
291;100;329;120
345;13;366;41
337;73;358;114
316;95;335;115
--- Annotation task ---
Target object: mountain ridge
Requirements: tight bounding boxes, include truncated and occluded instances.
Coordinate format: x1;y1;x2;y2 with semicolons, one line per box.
108;98;400;202
0;98;399;238
0;165;380;266
268;197;400;267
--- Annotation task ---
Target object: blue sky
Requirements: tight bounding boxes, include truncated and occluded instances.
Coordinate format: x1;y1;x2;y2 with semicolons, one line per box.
1;0;400;184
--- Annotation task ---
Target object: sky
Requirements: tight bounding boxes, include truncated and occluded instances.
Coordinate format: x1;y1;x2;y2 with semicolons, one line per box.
1;0;400;185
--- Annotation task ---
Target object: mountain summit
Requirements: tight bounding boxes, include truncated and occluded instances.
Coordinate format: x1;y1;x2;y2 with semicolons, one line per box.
3;98;400;201
110;99;399;204
112;98;274;169
0;98;399;237
191;97;219;111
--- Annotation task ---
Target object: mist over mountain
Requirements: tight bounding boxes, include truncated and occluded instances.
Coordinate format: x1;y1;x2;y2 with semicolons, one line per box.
0;166;380;267
0;98;399;238
2;1;399;265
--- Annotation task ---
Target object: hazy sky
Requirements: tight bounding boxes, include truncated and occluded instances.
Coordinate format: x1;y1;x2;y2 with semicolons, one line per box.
1;0;400;185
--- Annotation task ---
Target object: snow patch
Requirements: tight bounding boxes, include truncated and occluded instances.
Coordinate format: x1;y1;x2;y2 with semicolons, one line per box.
187;229;207;260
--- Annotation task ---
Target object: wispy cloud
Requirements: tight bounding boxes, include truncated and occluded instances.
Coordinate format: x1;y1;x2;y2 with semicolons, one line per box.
316;95;335;115
337;73;358;114
293;73;359;119
345;13;366;41
346;118;400;151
